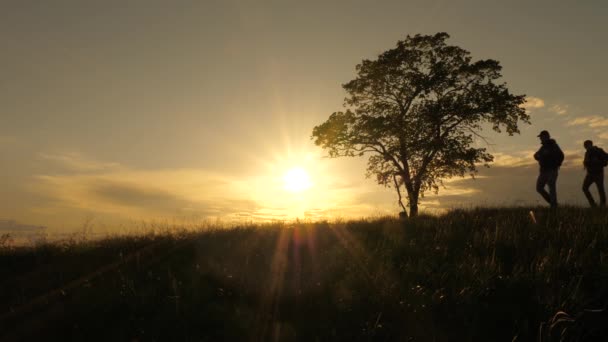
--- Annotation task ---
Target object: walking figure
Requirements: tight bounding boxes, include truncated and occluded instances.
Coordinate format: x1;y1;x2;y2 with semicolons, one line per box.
582;140;607;207
534;130;564;208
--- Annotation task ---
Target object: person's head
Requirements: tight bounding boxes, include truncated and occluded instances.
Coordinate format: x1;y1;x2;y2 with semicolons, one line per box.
584;140;593;150
537;130;551;143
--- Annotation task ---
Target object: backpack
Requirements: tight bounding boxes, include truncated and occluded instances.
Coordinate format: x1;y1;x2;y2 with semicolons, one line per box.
555;145;565;167
590;147;608;168
548;142;565;167
600;148;608;167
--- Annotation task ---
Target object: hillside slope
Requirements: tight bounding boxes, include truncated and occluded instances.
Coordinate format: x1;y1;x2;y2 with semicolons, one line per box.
1;207;608;341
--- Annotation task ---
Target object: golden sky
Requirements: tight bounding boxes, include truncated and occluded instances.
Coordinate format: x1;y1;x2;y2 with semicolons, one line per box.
1;1;607;233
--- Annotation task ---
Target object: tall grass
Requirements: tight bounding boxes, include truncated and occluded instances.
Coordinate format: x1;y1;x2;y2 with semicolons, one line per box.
1;207;607;341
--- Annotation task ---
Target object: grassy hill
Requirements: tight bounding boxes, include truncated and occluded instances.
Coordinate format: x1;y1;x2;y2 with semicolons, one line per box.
1;207;608;341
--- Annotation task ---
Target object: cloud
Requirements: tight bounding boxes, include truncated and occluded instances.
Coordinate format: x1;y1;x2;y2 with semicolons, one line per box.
420;147;588;212
91;181;192;212
26;143;593;229
38;152;121;172
561;150;584;168
0;219;46;232
423;161;588;211
490;151;537;167
485;150;583;169
33;169;262;221
567;115;608;128
26;149;401;228
522;96;545;110
549;104;568;116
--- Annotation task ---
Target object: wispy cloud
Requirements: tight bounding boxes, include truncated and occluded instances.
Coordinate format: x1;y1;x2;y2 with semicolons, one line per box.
25;149;403;228
38;152;122;172
549;104;568;116
24;142;594;229
486;150;582;169
424;161;589;210
522;96;545;110
420;146;588;211
561;150;584;168
0;219;46;232
567;115;608;128
491;151;537;167
33;169;257;220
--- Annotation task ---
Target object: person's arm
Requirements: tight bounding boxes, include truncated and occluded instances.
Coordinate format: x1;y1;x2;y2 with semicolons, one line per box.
534;147;541;161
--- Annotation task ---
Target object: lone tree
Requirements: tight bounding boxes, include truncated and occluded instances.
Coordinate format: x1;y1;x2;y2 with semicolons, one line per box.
312;33;529;217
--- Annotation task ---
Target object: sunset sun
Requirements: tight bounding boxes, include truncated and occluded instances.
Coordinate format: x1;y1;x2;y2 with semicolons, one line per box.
283;167;312;193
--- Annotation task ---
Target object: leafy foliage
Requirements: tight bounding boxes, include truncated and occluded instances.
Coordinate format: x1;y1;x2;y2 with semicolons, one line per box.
312;33;529;215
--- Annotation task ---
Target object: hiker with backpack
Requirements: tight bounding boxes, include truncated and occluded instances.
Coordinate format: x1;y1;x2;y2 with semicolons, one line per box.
534;130;565;208
582;140;607;207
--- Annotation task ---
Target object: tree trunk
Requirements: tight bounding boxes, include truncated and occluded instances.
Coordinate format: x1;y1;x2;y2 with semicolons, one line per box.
409;201;419;217
407;188;419;217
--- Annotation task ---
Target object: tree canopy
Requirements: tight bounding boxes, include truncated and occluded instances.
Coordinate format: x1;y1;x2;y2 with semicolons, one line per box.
312;32;529;216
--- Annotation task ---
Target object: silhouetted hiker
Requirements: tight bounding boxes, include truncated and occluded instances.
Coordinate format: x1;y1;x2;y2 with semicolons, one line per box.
534;130;564;208
582;140;607;207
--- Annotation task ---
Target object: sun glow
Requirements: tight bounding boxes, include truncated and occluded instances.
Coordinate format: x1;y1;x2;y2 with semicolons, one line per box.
283;167;312;193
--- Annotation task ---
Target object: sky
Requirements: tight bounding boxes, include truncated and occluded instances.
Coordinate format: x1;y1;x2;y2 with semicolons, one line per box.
1;0;607;234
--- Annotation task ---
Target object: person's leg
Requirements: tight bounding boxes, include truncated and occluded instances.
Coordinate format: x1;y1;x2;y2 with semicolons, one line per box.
548;169;558;208
596;172;606;207
582;173;596;207
536;172;552;205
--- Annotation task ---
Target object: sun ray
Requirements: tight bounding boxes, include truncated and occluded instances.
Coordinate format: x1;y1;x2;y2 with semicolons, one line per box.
253;227;290;340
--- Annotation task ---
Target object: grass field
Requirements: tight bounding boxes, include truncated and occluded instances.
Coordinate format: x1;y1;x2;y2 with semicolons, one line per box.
1;207;608;341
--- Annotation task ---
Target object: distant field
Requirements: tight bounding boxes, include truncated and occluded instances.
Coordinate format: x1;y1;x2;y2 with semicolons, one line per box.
1;207;608;341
